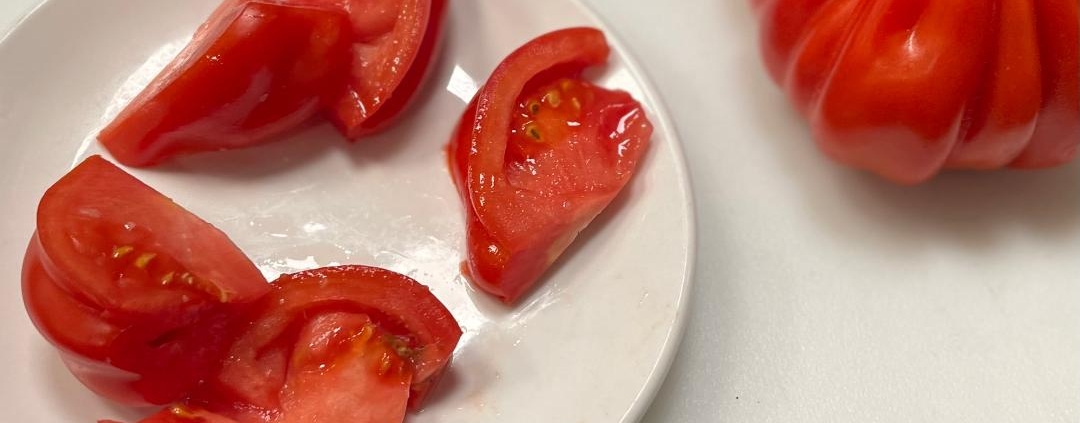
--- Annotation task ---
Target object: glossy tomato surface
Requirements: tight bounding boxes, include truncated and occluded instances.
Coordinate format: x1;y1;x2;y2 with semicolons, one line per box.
96;266;461;423
197;266;461;416
98;0;446;166
319;0;448;138
755;0;1080;184
98;2;352;166
23;155;269;405
449;27;653;304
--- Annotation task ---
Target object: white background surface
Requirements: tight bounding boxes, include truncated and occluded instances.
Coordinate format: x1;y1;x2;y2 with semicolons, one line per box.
3;1;1078;422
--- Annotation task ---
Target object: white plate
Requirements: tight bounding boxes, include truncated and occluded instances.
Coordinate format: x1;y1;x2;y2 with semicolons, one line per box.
0;0;694;422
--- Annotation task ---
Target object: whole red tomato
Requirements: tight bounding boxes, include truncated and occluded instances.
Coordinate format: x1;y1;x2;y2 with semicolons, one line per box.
754;0;1080;184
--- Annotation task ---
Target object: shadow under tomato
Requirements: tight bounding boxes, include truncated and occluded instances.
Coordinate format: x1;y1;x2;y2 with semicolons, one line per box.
341;21;460;169
739;45;1080;254
144;43;457;180
33;342;150;423
411;364;463;415
145;120;341;180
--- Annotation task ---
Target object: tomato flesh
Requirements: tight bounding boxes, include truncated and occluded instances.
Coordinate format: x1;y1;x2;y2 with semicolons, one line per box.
76;265;459;423
324;0;447;138
100;406;240;423
194;265;460;416
26;160;461;420
23;156;270;405
98;2;352;166
98;0;446;164
449;28;653;303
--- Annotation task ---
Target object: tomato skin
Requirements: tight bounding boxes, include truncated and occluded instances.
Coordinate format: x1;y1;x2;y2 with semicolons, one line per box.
448;28;653;303
756;0;1080;183
323;0;447;138
23;155;269;405
98;0;444;164
1011;0;1080;168
99;266;460;423
98;2;352;166
99;406;239;423
196;266;461;415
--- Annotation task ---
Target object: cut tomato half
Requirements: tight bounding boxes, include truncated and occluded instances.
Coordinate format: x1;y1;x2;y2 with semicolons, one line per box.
23;155;270;405
321;0;448;138
97;2;353;166
192;265;461;418
97;0;448;166
448;28;653;303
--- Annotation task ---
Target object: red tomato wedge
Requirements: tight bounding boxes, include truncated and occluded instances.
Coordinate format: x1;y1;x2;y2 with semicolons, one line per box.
84;266;456;423
754;0;1080;183
100;406;238;423
102;267;460;423
98;0;446;166
319;0;448;138
23;155;270;405
448;28;653;304
212;0;448;138
97;2;353;167
109;312;416;423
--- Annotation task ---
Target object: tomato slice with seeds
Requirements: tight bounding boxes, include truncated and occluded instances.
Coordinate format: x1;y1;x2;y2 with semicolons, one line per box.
193;265;461;417
23;155;270;405
448;28;653;304
98;1;353;167
103;266;459;423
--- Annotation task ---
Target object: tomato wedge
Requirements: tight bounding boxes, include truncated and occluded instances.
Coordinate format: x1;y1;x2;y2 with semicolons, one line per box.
101;267;460;423
195;266;461;417
98;2;353;166
23;155;270;405
448;28;653;304
319;0;448;138
110;311;416;423
98;0;447;166
100;406;238;423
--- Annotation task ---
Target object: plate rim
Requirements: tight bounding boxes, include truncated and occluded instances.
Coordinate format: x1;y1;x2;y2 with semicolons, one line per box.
0;0;698;421
569;1;699;421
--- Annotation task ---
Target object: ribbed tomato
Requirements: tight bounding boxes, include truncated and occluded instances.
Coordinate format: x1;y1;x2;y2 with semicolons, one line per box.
754;0;1080;184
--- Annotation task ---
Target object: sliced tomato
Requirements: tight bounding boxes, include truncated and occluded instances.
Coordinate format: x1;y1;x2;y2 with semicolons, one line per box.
23;155;270;405
100;406;239;423
98;0;446;165
320;0;448;138
97;1;353;166
192;265;461;417
448;28;653;304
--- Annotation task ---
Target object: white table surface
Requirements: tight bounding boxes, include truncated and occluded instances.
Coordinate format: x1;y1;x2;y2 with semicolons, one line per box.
3;1;1077;422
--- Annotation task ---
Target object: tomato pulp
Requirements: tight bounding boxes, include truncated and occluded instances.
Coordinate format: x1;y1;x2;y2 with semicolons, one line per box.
23;155;270;405
101;266;461;423
448;28;653;303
